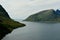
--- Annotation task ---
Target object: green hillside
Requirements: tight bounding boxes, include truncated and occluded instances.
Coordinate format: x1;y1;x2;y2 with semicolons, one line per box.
0;5;25;40
25;9;60;22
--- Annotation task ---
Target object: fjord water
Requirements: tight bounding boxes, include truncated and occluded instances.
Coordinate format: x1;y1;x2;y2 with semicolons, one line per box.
2;21;60;40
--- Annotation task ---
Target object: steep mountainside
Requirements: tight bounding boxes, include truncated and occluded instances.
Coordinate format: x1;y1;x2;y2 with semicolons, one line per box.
0;5;10;18
0;5;25;40
25;9;60;22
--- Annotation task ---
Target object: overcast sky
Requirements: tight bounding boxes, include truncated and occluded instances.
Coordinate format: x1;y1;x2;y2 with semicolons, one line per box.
0;0;60;19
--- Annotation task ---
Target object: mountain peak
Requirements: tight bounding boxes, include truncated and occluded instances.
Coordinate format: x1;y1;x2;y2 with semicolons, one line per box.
25;9;60;22
56;9;60;12
55;9;60;15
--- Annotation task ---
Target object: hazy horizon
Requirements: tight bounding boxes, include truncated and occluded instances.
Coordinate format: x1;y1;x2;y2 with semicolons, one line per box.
0;0;60;19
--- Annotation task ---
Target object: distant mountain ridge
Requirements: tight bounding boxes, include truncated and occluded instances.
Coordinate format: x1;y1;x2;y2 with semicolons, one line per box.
56;9;60;15
25;9;60;22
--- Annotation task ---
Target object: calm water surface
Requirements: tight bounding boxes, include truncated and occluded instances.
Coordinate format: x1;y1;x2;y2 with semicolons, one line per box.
2;21;60;40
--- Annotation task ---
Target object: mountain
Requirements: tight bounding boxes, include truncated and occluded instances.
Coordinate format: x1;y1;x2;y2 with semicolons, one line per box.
0;5;25;40
24;9;60;22
0;5;10;18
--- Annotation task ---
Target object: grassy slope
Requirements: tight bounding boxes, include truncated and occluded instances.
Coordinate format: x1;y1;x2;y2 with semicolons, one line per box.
0;16;25;39
0;16;25;31
0;5;25;40
25;9;60;22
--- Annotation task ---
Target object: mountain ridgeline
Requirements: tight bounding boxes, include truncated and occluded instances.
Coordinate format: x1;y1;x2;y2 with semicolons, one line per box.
25;9;60;22
0;5;10;18
0;5;25;40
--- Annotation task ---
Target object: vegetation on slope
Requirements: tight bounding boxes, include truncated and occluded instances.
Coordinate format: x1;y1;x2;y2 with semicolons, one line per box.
25;9;60;22
0;5;25;40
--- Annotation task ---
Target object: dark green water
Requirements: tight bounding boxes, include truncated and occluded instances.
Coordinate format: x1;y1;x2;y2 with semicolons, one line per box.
2;21;60;40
